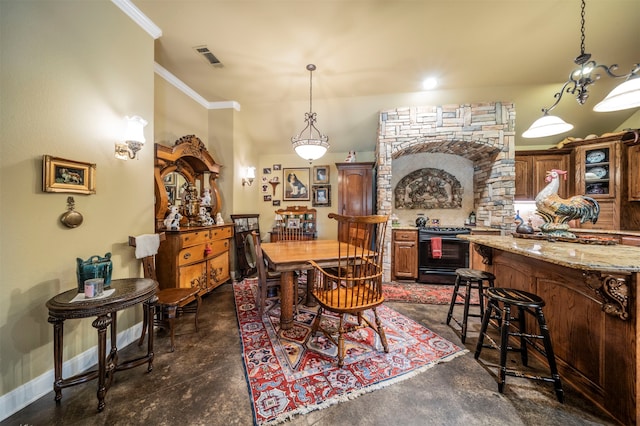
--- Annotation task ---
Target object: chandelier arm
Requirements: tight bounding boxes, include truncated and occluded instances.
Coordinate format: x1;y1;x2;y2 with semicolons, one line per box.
543;80;576;114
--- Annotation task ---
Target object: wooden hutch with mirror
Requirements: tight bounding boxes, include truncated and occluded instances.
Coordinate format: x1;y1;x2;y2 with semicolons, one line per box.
154;135;233;298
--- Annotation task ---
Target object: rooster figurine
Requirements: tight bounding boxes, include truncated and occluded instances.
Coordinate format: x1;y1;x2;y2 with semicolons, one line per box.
535;169;600;238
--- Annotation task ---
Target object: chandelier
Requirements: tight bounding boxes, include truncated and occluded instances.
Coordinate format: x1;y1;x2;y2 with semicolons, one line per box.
523;0;640;138
291;64;330;161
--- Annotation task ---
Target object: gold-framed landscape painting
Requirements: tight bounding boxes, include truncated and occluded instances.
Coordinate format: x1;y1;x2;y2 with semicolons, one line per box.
42;155;96;194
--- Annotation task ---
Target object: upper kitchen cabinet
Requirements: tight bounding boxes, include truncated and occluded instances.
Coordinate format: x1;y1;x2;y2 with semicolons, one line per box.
515;150;571;200
564;131;640;230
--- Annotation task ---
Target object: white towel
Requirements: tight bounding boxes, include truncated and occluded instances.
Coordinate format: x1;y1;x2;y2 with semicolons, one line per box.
135;234;160;259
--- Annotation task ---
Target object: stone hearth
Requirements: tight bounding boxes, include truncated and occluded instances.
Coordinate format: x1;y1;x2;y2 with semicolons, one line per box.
376;102;516;280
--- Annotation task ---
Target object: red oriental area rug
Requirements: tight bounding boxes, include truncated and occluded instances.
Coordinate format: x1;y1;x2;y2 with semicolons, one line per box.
234;278;466;425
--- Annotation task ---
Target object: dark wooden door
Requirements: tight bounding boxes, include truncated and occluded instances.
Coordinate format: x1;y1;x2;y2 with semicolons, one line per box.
336;162;374;241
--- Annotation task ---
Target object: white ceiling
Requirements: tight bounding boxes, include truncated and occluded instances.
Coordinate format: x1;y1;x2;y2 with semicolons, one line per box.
132;0;640;155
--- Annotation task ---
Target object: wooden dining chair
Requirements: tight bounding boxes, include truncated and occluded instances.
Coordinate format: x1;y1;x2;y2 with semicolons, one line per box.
251;231;282;316
128;233;201;352
308;213;390;367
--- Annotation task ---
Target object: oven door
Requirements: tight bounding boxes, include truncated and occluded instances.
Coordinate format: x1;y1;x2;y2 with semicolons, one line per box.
418;235;469;283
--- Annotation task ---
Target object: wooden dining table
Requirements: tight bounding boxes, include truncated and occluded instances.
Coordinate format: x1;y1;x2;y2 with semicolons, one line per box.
260;239;353;330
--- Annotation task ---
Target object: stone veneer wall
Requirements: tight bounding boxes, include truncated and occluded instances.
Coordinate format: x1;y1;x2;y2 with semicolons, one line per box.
376;102;516;281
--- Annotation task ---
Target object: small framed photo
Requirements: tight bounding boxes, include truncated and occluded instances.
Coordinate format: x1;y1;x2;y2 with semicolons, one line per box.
287;218;301;229
313;165;330;184
312;185;331;207
263;195;272;202
163;173;175;185
263;167;271;175
272;199;281;207
273;164;282;171
283;168;310;201
261;184;269;193
42;155;96;194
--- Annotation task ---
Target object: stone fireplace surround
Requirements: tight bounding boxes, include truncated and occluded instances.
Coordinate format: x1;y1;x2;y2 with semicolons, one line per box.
376;102;516;280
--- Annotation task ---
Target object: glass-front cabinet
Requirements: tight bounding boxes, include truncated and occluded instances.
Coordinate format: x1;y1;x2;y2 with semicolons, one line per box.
575;141;618;200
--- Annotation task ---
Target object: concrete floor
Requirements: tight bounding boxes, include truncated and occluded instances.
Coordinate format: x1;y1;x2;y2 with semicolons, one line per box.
2;282;618;426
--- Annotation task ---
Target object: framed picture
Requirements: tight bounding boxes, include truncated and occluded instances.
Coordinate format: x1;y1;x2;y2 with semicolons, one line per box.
163;173;175;185
312;185;331;207
313;165;330;184
272;200;281;207
263;167;271;175
283;167;310;201
287;218;301;229
263;195;272;202
42;155;96;194
273;164;282;171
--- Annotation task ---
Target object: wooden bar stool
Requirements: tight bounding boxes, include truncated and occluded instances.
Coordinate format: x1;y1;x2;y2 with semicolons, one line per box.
446;268;496;343
474;287;564;403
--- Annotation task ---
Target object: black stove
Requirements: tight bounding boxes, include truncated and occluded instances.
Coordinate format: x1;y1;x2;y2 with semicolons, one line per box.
417;226;470;284
418;226;471;235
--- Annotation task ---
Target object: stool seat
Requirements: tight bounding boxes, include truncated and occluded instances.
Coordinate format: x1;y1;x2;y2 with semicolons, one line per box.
455;268;496;282
475;287;563;403
446;268;496;343
486;287;545;308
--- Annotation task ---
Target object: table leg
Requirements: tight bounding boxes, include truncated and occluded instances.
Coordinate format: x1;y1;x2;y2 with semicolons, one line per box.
92;314;112;412
280;271;294;330
305;269;317;307
48;316;64;402
146;297;156;372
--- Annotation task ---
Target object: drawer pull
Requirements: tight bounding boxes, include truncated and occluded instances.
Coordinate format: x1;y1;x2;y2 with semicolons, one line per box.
183;252;191;260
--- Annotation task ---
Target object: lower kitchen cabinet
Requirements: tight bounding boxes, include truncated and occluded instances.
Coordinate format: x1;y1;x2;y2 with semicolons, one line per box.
392;229;418;280
156;224;233;302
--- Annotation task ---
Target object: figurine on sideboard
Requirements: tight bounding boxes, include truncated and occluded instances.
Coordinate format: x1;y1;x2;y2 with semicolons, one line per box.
164;205;182;230
215;212;224;225
345;150;356;162
199;206;215;226
201;188;211;206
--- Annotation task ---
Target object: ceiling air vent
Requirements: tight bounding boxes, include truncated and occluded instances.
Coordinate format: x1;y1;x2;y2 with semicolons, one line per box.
194;46;223;67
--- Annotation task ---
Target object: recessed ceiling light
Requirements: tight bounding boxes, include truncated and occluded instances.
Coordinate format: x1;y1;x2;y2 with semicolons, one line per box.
422;77;438;90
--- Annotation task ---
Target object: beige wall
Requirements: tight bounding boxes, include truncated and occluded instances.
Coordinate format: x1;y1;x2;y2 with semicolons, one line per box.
154;75;209;145
255;151;375;242
0;0;154;402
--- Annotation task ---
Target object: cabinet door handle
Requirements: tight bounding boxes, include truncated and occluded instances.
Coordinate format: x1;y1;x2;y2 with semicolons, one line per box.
183;252;191;260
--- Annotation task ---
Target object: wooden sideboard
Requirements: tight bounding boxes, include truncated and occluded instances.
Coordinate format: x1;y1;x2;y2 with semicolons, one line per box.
156;225;233;299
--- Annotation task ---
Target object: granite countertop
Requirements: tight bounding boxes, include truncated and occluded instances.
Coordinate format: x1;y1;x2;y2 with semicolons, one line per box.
459;234;640;274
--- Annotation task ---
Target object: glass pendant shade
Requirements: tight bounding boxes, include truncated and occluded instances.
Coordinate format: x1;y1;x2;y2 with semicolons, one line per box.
293;140;328;161
593;78;640;112
522;114;574;138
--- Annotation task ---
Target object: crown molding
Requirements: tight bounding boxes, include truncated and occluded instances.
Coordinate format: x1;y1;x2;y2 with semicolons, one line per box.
154;63;241;111
111;0;162;39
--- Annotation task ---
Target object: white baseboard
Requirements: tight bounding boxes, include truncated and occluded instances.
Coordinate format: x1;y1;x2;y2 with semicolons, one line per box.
0;321;143;422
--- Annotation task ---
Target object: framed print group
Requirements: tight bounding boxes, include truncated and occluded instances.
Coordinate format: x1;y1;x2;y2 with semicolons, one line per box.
42;155;96;194
283;167;310;201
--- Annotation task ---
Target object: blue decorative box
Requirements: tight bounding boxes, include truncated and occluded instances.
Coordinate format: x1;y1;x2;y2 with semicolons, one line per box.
76;253;113;292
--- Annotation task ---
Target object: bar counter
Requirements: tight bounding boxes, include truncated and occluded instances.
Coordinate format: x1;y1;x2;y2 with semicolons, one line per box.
459;234;639;425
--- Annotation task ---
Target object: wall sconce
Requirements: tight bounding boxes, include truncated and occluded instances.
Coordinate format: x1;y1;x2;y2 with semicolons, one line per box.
115;115;148;160
242;166;256;187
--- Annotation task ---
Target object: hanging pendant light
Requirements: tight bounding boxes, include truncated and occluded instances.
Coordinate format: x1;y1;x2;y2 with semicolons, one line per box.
522;113;574;138
291;64;329;162
523;0;640;138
